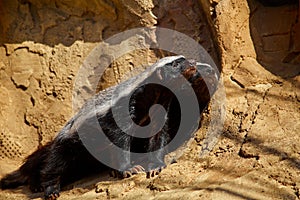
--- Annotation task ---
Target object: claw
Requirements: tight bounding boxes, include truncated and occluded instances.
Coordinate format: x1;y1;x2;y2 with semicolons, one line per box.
44;184;60;200
110;165;145;178
45;192;60;200
146;166;165;178
122;171;132;178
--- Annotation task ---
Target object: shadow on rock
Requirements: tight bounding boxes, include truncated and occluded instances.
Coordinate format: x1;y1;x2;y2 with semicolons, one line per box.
247;0;300;78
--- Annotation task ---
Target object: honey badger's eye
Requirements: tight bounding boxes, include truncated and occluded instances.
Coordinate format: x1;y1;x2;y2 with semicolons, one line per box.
188;60;196;67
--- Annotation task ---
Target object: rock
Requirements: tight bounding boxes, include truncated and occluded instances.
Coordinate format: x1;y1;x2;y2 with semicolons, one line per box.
231;57;274;88
12;70;33;89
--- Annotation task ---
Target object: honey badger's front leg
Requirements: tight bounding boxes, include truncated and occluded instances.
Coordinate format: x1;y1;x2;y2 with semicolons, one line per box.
108;134;145;178
145;97;179;178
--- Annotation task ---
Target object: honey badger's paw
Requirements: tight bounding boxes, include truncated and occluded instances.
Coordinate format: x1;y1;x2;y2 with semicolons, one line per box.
29;184;44;193
146;164;166;178
44;184;60;200
110;165;145;178
29;178;44;193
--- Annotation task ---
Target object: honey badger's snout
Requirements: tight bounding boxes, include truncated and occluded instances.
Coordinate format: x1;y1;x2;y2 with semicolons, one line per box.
196;62;217;78
175;59;217;84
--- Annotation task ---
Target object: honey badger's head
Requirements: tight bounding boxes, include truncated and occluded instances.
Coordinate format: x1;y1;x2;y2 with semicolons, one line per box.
153;56;219;110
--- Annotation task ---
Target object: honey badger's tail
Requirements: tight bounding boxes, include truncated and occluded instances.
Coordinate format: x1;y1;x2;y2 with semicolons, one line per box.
0;142;51;190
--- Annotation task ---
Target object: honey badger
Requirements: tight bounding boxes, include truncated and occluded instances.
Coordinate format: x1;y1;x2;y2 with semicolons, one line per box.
0;56;219;200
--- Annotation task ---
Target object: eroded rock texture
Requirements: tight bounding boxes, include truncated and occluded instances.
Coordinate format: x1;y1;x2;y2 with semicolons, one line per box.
0;0;158;160
0;0;299;199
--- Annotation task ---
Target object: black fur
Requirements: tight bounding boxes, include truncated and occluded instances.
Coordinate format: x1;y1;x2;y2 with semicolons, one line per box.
0;56;219;199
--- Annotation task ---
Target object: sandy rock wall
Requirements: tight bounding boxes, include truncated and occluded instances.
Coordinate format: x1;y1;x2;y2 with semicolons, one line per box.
212;0;300;198
0;0;157;164
153;0;220;65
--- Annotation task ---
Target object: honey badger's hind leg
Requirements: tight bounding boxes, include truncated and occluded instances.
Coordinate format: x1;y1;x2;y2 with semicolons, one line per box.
40;133;83;200
23;143;52;193
0;142;51;192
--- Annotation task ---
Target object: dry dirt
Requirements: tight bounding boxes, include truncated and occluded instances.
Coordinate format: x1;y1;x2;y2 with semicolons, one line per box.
0;0;299;199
